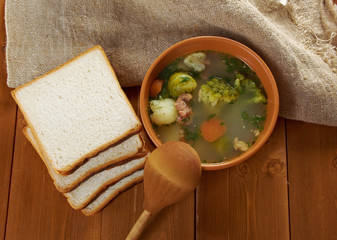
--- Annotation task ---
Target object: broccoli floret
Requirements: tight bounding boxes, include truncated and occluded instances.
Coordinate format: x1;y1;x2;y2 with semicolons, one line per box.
149;98;178;125
251;89;267;103
183;52;206;72
234;74;267;103
234;73;257;92
168;72;197;98
198;77;239;106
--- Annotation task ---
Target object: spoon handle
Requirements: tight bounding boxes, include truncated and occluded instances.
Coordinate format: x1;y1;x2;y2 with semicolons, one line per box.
126;209;152;240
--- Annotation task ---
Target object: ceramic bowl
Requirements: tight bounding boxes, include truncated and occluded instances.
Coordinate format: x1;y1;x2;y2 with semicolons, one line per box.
140;36;279;170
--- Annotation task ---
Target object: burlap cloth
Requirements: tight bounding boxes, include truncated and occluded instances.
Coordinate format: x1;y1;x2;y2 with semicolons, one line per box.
5;0;337;126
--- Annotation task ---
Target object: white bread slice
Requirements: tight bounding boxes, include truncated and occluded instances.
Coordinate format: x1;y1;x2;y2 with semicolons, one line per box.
82;169;144;216
23;127;145;192
12;45;142;174
64;153;149;210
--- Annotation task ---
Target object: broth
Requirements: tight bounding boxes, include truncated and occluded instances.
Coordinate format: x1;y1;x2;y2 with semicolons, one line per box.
149;51;267;163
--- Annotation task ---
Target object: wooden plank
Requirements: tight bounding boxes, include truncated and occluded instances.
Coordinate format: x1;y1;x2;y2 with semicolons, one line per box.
101;183;195;240
139;193;195;240
196;118;289;239
287;120;337;239
0;0;18;238
5;110;102;240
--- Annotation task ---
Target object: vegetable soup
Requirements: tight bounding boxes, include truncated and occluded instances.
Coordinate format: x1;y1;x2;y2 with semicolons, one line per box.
148;51;267;163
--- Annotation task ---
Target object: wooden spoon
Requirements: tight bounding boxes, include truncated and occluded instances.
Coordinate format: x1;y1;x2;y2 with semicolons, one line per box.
126;141;202;240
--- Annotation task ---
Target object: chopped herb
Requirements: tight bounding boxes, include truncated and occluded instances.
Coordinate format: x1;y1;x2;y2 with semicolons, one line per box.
188;70;200;79
158;58;182;81
224;76;231;84
183;125;200;145
220;54;253;75
207;113;216;121
151;121;158;129
181;117;190;123
209;76;224;82
220;122;225;126
241;110;266;131
248;135;258;147
202;159;208;163
146;106;152;115
179;76;190;83
158;79;170;99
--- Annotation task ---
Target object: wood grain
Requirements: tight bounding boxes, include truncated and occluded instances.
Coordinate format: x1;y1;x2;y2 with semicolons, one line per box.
5;111;102;240
287;120;337;240
100;183;195;240
0;0;18;238
196;118;289;239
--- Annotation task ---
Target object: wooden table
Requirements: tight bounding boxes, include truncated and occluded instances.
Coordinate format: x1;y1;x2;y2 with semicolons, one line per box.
1;2;337;240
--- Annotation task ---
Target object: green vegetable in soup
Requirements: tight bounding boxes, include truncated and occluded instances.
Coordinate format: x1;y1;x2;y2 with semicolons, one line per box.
234;74;267;104
149;98;178;126
241;110;266;131
221;54;253;75
156;59;182;99
250;89;267;103
207;113;216;121
168;72;197;98
158;80;171;99
198;77;239;106
212;135;231;156
159;58;181;81
234;74;251;92
183;52;206;72
183;125;200;145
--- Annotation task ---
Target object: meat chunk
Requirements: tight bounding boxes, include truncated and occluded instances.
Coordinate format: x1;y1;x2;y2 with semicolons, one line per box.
175;93;193;125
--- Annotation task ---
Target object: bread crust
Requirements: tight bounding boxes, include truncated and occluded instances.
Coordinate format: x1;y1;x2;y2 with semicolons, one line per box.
82;174;144;216
23;127;146;192
53;129;144;177
64;154;148;210
12;45;142;174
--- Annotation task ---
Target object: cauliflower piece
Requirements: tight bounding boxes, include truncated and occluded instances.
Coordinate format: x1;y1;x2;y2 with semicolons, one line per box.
168;72;197;98
149;98;178;126
252;129;261;137
233;138;249;152
183;52;206;72
234;73;267;104
198;77;239;106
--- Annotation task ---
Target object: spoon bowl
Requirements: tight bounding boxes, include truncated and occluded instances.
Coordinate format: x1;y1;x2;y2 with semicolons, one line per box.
126;141;201;239
144;141;202;213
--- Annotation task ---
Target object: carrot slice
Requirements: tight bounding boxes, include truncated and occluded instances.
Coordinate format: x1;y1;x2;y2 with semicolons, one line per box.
201;116;227;142
150;79;164;98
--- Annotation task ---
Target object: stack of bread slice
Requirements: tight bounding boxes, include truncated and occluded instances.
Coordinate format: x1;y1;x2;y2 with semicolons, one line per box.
11;45;149;215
